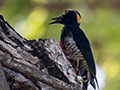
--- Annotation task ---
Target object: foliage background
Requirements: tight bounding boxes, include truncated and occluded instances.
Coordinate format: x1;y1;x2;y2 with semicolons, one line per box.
0;0;120;90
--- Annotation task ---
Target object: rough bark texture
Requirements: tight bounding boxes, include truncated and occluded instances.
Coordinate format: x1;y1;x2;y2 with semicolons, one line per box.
0;15;82;90
0;63;10;90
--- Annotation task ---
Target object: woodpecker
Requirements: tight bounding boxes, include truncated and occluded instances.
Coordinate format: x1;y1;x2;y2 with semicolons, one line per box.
50;9;99;90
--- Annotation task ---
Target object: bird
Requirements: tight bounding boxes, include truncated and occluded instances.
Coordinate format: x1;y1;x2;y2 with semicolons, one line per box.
50;9;99;90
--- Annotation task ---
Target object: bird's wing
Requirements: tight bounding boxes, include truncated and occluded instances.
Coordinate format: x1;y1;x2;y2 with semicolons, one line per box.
72;27;99;88
72;27;96;76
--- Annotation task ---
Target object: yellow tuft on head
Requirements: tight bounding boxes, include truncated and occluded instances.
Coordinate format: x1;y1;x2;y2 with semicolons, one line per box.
77;13;81;24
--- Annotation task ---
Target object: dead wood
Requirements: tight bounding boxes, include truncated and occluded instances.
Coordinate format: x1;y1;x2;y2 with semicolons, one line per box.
0;15;82;90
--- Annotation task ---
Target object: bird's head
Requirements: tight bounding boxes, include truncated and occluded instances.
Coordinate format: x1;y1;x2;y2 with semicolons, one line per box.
49;9;81;26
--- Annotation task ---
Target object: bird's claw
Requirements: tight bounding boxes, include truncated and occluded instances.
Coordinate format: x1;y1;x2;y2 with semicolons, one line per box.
77;76;88;83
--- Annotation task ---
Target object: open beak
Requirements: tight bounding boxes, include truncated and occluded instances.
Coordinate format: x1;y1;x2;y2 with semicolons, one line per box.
49;15;63;25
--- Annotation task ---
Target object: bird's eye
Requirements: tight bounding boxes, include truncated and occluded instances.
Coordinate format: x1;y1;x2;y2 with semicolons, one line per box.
64;10;69;15
65;10;68;13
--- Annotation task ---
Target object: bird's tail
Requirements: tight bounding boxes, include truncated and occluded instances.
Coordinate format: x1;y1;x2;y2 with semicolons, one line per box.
95;76;99;89
89;68;99;89
83;82;88;90
90;78;96;89
90;77;99;89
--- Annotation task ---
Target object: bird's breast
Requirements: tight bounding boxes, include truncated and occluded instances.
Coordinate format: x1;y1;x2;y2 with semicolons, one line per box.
64;35;83;61
64;36;89;73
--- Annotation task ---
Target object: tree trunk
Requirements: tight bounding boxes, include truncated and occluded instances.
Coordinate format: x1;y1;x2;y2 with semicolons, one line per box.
0;15;82;90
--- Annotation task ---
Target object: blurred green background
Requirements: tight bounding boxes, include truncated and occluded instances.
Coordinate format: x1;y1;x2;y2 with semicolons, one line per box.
0;0;120;90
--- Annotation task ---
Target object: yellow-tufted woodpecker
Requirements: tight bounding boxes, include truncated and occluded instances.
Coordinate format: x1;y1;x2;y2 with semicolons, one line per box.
50;9;99;90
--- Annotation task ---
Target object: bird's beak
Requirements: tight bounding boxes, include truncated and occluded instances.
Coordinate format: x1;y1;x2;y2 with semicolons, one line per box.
49;15;63;25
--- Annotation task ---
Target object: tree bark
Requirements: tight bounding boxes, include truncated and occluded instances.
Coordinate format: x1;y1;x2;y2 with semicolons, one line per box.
0;15;82;90
0;63;10;90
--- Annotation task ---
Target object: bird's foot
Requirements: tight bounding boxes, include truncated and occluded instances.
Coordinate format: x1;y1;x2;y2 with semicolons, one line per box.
82;76;88;82
77;76;87;83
